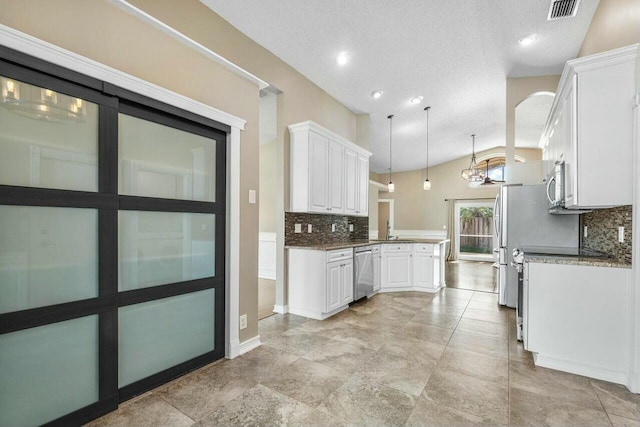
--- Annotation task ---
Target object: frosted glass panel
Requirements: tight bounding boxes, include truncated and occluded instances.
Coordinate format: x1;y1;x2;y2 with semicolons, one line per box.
119;289;215;387
0;206;98;314
0;76;98;191
119;211;215;291
0;315;99;427
119;113;217;202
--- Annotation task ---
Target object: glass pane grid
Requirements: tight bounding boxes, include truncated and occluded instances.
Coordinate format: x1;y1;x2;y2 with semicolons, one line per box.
0;76;98;192
118;113;217;202
118;211;215;292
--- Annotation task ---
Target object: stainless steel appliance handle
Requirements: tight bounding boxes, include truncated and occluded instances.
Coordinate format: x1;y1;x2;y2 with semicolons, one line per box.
356;250;373;255
546;175;556;204
493;195;499;237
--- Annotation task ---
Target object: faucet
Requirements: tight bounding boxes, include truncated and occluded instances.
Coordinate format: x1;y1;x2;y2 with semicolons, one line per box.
385;219;394;240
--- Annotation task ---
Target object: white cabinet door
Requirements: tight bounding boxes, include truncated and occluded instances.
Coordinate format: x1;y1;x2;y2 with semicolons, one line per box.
525;262;630;382
563;75;577;208
382;253;412;288
326;261;342;312
341;260;354;306
356;154;369;216
308;132;329;213
412;252;434;290
329;141;345;213
373;255;381;292
344;149;358;215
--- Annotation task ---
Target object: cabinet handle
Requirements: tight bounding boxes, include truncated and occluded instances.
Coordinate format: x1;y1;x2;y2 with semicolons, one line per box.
326;208;330;211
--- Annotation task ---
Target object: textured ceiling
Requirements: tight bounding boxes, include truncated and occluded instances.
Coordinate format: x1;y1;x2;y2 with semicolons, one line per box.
201;0;598;173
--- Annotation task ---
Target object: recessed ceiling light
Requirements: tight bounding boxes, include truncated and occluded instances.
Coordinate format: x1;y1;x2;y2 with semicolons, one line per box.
410;96;423;105
371;90;383;99
336;51;349;66
518;34;537;46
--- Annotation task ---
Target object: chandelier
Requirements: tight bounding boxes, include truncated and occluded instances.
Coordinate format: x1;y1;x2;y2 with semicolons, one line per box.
461;134;485;182
1;77;87;123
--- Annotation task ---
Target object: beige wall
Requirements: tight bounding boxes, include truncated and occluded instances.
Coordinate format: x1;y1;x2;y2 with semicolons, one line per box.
0;0;358;343
378;148;542;230
259;140;277;232
579;0;640;57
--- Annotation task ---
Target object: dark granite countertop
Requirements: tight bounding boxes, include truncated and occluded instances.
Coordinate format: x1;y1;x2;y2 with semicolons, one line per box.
524;254;631;269
286;238;450;251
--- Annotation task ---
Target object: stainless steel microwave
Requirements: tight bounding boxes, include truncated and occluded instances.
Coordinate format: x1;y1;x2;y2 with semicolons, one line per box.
546;161;564;209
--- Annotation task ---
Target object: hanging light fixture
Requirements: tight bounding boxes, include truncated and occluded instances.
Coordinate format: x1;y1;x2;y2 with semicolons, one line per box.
461;134;485;182
423;106;431;190
1;77;86;123
387;114;395;192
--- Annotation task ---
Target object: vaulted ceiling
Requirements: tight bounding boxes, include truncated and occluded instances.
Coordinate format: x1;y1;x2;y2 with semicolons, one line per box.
201;0;599;173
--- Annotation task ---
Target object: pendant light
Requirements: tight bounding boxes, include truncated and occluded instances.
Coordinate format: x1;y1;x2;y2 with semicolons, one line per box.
423;106;431;190
461;134;485;182
387;114;395;192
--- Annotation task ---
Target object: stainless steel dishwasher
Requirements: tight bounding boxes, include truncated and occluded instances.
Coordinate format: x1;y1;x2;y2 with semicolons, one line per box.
354;246;374;301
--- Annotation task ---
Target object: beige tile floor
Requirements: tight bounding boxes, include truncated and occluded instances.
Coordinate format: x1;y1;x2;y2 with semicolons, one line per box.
87;289;640;427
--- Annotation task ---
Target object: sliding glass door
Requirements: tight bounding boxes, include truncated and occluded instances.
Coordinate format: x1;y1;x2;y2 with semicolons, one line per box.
0;49;226;426
455;201;495;262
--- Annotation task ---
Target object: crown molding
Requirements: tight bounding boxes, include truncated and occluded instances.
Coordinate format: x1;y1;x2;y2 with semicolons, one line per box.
0;24;246;130
109;0;268;90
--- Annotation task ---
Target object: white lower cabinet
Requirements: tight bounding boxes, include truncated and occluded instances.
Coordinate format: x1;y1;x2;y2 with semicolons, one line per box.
288;248;353;320
379;243;442;293
381;244;412;289
327;259;353;312
524;261;632;385
372;247;381;293
413;252;434;290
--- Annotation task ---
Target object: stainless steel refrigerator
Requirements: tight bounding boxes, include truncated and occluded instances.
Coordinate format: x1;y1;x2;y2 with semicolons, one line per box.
494;184;579;307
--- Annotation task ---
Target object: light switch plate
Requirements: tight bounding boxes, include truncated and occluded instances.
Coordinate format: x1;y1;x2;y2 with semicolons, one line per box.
248;190;256;204
294;224;301;233
308;224;313;233
349;224;354;232
239;314;247;330
618;226;625;243
584;226;588;238
332;224;336;232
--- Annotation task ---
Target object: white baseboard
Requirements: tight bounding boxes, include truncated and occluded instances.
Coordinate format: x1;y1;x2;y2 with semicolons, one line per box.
534;353;629;387
259;269;276;280
228;335;261;359
379;286;442;294
627;371;640;393
394;229;447;239
289;304;348;320
273;304;288;314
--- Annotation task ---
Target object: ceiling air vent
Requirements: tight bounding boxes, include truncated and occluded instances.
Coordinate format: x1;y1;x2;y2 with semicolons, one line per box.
547;0;580;20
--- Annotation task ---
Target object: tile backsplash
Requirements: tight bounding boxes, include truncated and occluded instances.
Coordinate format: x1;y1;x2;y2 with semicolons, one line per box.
285;212;368;246
581;205;632;265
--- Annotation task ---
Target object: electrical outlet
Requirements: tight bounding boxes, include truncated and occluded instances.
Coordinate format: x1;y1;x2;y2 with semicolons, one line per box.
584;226;588;238
294;224;301;233
332;223;336;232
248;189;256;204
308;224;313;233
443;225;447;230
618;226;625;243
239;314;247;330
349;224;354;232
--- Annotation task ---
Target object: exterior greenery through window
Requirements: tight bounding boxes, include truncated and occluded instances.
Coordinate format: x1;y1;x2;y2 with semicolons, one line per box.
459;207;494;254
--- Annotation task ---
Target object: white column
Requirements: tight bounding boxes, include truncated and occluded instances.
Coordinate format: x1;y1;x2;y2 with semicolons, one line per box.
629;92;640;392
226;126;241;358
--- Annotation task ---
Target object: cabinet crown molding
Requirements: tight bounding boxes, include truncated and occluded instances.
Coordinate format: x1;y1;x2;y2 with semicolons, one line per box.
288;121;372;157
541;44;639;145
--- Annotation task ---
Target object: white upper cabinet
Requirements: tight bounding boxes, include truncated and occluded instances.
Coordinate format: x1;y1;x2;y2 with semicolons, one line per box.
289;121;372;216
308;132;330;212
540;45;637;208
